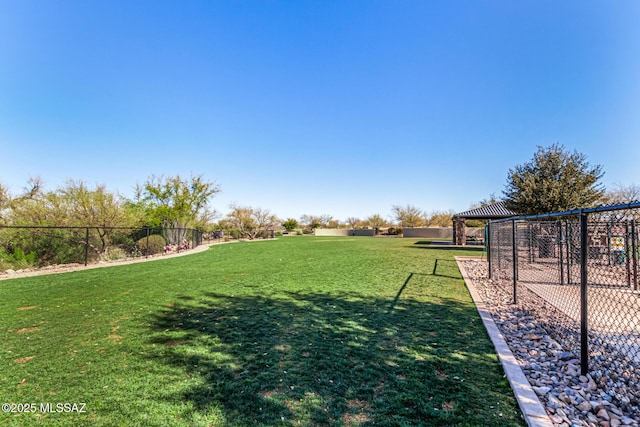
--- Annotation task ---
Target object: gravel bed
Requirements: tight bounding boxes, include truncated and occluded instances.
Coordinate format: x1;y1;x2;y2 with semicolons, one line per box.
461;259;639;427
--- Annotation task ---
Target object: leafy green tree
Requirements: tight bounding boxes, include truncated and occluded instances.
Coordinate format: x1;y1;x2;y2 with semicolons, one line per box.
503;144;605;215
282;218;298;232
7;180;142;260
139;174;220;230
0;183;10;224
391;204;425;227
0;177;43;225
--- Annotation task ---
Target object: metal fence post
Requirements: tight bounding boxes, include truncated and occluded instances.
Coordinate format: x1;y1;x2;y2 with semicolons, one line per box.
632;219;638;291
626;221;632;288
487;222;492;279
567;220;572;285
84;227;90;266
145;227;150;258
559;220;565;285
512;220;518;304
580;212;589;375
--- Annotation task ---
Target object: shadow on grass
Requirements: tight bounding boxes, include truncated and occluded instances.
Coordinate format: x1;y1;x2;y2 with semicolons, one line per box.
409;244;486;252
146;289;523;426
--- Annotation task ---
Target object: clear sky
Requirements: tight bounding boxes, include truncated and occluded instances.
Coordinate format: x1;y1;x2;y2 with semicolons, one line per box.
1;1;639;222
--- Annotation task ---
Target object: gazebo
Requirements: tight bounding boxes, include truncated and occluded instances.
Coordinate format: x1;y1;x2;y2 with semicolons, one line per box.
452;201;516;245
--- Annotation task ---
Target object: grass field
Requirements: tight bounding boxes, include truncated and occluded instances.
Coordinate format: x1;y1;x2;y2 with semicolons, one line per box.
1;237;524;426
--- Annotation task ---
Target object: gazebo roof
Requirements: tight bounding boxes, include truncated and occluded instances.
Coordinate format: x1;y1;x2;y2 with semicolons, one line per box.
453;201;516;220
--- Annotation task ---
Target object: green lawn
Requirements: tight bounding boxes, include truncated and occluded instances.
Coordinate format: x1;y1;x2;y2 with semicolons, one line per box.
1;237;524;426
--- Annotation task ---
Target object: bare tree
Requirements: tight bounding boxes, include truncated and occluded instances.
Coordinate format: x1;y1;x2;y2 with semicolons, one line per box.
346;217;361;229
426;210;455;227
227;205;277;239
366;214;387;234
300;214;333;230
606;183;640;204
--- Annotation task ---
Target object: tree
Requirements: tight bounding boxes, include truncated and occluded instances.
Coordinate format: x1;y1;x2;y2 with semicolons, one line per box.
346;217;361;229
139;174;220;233
0;177;43;225
226;205;277;240
300;214;333;230
469;193;501;210
7;180;142;260
503;144;605;215
58;180;144;255
366;214;387;234
426;210;455;227
327;219;342;229
605;183;640;204
282;218;298;232
391;204;425;227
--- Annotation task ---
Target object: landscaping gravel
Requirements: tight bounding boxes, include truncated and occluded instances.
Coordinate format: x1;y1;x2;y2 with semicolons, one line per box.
461;259;639;427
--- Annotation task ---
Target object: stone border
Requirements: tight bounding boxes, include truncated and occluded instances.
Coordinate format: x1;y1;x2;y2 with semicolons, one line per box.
456;256;553;427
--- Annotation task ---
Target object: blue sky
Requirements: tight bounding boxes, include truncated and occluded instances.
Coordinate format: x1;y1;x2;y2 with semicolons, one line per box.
1;1;639;222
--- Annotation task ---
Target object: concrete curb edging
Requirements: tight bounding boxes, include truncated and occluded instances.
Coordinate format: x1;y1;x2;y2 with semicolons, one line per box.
455;256;554;427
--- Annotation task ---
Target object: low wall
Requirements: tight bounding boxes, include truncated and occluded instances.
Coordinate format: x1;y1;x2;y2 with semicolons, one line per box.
314;229;376;237
402;227;484;239
402;228;453;239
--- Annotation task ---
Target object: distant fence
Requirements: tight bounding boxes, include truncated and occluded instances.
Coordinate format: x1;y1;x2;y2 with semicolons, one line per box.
488;202;640;376
0;225;202;269
314;229;376;237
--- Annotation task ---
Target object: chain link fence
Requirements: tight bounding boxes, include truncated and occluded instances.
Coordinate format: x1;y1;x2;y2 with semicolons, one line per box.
488;202;640;378
0;226;203;270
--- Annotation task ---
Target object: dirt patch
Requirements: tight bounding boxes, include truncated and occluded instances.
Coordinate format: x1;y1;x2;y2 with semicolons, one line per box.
18;306;38;311
14;356;35;364
12;327;39;333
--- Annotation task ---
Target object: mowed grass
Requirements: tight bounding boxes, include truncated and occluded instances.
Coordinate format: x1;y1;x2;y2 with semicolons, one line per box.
0;237;524;426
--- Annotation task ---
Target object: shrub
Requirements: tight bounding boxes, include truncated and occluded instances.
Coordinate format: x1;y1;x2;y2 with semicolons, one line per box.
0;247;37;270
106;247;128;261
136;234;166;255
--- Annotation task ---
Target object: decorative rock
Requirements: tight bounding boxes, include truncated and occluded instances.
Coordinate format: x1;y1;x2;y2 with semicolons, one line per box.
550;414;564;424
597;409;611;421
578;401;594;412
559;352;575;361
533;386;551;396
460;260;640;427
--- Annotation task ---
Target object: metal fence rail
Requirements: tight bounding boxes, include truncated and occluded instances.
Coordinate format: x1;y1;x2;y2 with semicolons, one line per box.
0;225;203;268
488;202;640;378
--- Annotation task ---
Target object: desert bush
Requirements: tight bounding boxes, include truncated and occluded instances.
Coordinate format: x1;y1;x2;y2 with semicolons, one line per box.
0;247;37;270
136;234;166;255
105;247;128;261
